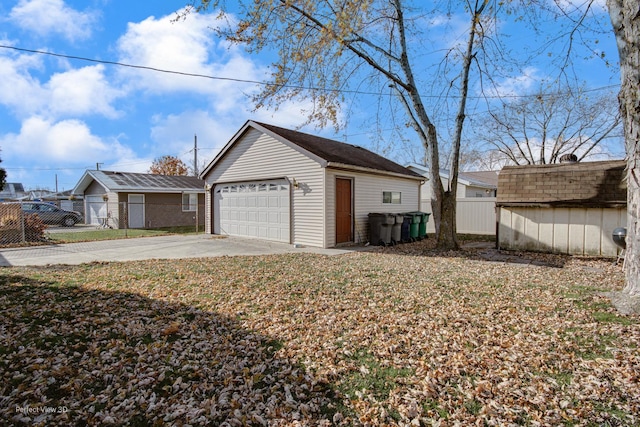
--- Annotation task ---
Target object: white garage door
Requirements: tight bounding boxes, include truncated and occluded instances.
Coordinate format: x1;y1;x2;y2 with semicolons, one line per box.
85;195;107;225
214;179;290;242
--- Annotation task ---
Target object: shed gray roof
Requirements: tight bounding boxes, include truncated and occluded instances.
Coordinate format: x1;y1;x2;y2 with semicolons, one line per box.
73;170;205;194
497;160;627;208
201;121;423;180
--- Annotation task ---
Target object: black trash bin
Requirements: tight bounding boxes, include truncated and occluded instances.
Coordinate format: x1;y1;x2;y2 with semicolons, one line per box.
400;215;412;243
368;213;385;246
369;213;395;246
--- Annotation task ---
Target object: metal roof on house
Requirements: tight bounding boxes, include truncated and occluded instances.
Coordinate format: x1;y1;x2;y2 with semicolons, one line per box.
73;170;205;194
201;120;423;180
497;160;627;208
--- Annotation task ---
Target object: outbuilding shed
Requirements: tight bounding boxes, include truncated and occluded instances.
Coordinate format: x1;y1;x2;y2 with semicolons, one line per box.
496;160;627;256
200;120;424;248
73;170;205;229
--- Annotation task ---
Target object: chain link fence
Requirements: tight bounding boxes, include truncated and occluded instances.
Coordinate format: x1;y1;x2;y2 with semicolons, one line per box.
0;202;61;245
1;200;205;245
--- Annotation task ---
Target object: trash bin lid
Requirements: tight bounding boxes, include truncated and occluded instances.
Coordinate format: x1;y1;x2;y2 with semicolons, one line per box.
613;227;627;237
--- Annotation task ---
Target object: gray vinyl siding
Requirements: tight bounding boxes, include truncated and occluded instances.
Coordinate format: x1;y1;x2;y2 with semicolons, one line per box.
204;128;325;247
325;169;420;247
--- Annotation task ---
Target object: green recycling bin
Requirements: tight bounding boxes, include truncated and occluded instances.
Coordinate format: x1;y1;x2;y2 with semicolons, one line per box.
418;212;430;239
404;212;420;241
406;211;431;240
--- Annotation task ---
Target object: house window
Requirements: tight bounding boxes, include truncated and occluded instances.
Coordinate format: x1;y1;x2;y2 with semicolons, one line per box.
182;193;198;212
383;191;401;204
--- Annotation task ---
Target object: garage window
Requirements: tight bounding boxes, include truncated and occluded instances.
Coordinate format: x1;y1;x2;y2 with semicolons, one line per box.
182;193;198;211
383;191;401;204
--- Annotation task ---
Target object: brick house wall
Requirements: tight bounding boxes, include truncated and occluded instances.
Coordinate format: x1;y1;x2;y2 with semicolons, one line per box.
117;192;205;229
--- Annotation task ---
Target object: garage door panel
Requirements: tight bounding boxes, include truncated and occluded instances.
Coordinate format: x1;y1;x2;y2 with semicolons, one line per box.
214;179;290;243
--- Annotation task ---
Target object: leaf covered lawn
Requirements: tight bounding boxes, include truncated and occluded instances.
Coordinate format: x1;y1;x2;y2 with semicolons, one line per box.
1;241;638;426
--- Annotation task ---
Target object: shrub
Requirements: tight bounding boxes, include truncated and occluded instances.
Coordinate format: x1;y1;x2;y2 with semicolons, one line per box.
24;213;47;241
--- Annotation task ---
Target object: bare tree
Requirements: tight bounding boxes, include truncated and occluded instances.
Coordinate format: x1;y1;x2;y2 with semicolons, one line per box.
475;85;622;165
181;0;499;250
606;0;640;313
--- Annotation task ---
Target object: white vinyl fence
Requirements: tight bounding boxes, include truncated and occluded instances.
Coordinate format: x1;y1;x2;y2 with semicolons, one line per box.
420;197;496;235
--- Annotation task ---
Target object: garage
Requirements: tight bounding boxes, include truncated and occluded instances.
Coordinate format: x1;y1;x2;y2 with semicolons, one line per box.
213;179;290;242
201;121;423;248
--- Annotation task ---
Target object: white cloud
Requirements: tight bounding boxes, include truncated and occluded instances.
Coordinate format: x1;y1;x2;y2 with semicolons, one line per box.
8;0;98;42
486;67;540;98
115;10;267;99
46;65;124;118
0;51;124;119
0;52;47;115
554;0;607;13
1;116;138;166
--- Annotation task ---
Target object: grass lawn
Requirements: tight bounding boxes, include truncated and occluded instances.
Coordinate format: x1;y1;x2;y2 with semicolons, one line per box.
47;225;201;243
1;240;638;426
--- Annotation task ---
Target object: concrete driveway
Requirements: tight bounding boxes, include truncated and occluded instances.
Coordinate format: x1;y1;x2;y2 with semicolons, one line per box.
0;234;362;267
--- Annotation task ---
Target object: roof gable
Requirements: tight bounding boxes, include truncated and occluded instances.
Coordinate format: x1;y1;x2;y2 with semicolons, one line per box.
73;170;205;194
497;160;626;207
201;121;422;179
255;122;422;178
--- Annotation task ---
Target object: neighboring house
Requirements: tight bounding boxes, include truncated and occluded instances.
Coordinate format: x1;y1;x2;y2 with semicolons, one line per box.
73;170;205;229
0;183;26;201
199;120;424;248
496;160;627;256
406;164;499;235
406;163;498;199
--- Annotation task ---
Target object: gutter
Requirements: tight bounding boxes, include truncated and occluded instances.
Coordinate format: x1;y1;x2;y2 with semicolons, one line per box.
326;162;424;181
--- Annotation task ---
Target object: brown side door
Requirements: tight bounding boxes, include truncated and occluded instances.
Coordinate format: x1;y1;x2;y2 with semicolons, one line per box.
335;177;353;244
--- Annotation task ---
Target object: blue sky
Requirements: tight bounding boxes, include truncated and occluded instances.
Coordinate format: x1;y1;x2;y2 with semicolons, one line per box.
0;0;622;191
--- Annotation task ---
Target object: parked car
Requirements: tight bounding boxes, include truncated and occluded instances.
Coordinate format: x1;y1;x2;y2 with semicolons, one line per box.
14;202;83;227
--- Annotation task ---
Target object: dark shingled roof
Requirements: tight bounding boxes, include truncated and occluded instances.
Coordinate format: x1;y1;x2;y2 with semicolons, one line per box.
255;122;422;178
497;160;627;208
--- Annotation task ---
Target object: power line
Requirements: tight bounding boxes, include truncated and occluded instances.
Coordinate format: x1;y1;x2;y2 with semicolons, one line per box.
0;44;620;100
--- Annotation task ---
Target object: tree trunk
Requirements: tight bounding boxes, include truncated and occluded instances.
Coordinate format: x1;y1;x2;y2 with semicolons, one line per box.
436;191;458;249
607;0;640;313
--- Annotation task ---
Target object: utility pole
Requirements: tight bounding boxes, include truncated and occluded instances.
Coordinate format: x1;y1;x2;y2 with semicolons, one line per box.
193;134;198;177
